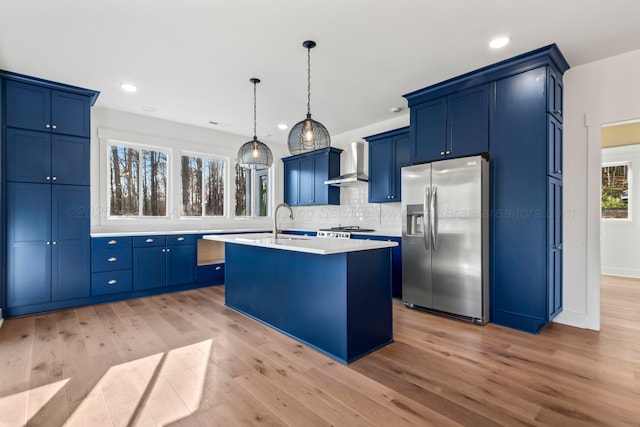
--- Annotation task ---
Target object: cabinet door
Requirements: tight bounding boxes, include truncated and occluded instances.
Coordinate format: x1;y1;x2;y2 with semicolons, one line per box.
447;84;489;158
6;183;52;307
51;90;92;137
368;138;393;203
52;135;91;185
133;247;167;290
51;185;90;300
547;115;563;179
548;68;563;122
548;178;563;319
298;156;315;205
410;97;446;164
4;80;51;132
5;128;51;183
393;133;411;200
283;159;299;205
313;153;329;205
167;245;196;286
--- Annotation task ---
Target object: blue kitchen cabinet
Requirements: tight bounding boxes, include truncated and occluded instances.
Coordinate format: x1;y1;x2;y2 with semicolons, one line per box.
133;235;196;290
365;127;410;203
6;183;90;307
351;234;402;298
4;78;92;137
403;44;569;333
407;84;489;164
282;147;342;206
5;128;90;185
91;237;133;296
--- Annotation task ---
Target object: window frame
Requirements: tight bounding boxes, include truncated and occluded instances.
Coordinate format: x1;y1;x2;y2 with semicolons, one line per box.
179;151;229;219
234;163;272;219
601;160;632;221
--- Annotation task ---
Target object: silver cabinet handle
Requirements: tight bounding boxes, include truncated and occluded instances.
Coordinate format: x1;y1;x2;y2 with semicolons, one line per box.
108;239;117;245
162;248;166;253
108;257;117;262
52;176;57;181
431;185;438;250
45;124;51;129
46;241;51;245
556;169;562;174
108;280;117;285
52;241;57;245
146;238;154;243
423;186;430;250
215;266;222;270
166;248;171;252
445;150;451;155
555;109;562;115
52;125;57;129
440;151;445;156
177;237;185;241
46;176;51;181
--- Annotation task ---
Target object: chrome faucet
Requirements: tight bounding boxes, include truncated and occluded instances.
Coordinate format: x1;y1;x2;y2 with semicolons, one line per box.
273;202;293;238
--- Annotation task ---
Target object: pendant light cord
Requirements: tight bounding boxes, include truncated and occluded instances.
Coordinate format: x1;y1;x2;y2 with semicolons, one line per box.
307;46;311;116
253;80;258;139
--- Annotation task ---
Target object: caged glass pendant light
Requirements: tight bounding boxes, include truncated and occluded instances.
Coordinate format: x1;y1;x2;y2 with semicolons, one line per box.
238;78;273;170
287;40;331;155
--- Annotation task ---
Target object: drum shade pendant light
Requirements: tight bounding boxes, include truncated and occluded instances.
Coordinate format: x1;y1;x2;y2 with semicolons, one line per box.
238;78;273;170
287;40;331;155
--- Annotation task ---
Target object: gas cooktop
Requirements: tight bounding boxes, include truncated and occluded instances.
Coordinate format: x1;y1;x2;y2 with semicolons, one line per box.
318;226;376;232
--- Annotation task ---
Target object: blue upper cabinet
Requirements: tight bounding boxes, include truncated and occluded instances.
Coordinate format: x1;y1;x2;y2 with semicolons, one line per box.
547;67;564;122
4;77;94;137
366;127;410;203
408;85;489;164
282;147;342;206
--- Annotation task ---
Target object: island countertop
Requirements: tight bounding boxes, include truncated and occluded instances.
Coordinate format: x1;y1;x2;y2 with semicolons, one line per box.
203;232;397;255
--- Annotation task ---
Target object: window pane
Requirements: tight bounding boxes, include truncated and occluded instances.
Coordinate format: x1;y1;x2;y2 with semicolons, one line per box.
601;164;629;219
204;158;225;216
142;150;168;216
235;164;251;216
257;170;268;217
109;145;139;216
181;156;202;216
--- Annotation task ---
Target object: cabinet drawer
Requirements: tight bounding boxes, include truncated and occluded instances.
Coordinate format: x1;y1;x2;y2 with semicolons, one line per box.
197;263;224;282
166;234;195;246
92;248;132;272
92;270;133;296
92;236;132;250
133;235;166;247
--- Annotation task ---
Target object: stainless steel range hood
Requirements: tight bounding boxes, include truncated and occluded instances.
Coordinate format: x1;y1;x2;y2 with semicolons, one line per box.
324;141;368;186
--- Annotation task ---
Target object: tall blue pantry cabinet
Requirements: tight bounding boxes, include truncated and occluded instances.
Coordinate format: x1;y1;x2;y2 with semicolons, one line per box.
404;45;569;333
1;71;99;317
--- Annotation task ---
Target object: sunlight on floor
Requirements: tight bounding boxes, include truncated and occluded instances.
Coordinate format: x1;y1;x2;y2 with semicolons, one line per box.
0;339;213;427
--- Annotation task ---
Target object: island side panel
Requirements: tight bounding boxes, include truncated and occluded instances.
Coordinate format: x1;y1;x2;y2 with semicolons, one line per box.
224;243;349;362
346;248;393;362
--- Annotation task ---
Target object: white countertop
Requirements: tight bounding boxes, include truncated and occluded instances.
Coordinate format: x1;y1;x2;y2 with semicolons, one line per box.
91;228;401;238
203;233;397;255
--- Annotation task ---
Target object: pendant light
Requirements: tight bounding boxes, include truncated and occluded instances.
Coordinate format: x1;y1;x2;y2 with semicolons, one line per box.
287;40;331;155
238;78;273;170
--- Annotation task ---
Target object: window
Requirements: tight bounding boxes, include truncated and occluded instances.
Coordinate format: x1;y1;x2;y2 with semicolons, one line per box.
235;164;269;217
109;144;168;217
181;155;225;216
601;162;630;219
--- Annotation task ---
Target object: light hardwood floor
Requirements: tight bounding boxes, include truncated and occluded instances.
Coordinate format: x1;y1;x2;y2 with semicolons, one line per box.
0;276;639;426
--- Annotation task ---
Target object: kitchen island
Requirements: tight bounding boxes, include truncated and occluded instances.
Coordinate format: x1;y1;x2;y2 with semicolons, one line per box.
203;233;397;363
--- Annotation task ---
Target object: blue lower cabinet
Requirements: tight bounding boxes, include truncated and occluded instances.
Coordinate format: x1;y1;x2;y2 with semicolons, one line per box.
196;263;224;283
92;270;133;296
167;244;196;286
133;246;167;291
132;234;196;290
352;234;402;298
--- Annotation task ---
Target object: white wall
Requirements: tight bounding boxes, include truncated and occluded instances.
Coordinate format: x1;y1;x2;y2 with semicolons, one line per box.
601;145;640;277
90;107;290;234
561;47;640;330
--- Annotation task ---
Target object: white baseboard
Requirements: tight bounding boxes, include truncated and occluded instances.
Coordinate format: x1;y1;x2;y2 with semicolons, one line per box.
601;267;640;279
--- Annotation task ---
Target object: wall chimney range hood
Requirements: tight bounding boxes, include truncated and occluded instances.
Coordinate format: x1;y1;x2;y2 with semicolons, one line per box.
324;141;368;186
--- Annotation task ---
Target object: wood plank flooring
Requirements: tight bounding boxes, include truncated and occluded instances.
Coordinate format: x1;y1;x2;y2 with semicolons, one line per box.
0;276;639;426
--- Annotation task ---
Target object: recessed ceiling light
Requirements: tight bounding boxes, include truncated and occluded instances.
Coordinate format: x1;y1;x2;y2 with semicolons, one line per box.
278;123;289;130
120;82;138;92
141;106;156;112
489;37;510;49
208;121;219;126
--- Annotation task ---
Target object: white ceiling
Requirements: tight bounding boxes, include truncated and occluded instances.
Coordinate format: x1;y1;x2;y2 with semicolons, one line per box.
2;0;640;145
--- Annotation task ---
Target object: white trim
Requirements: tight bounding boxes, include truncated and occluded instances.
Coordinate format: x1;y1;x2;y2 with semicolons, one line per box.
601;267;640;278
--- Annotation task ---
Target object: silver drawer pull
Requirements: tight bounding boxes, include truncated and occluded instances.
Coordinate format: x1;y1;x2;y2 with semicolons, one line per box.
108;257;117;262
108;280;117;285
52;125;57;129
108;240;117;245
177;237;185;241
215;266;221;270
146;238;154;243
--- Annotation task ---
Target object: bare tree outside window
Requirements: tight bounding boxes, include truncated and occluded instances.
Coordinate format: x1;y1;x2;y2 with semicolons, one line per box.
601;163;630;219
142;150;167;216
235;163;251;216
204;158;225;216
181;155;225;216
109;146;139;215
181;156;203;216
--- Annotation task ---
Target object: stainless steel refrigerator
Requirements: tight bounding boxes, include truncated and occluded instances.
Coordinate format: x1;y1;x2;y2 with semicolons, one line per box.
401;155;489;324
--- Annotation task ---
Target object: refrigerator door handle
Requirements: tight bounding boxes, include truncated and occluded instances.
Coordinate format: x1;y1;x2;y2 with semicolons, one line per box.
431;185;438;250
423;186;430;250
